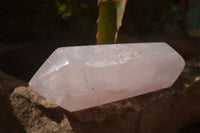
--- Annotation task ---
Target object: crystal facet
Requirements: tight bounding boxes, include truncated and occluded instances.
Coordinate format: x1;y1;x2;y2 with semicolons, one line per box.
29;43;185;112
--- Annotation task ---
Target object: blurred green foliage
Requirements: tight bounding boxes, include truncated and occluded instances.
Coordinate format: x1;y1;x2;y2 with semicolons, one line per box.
1;0;199;41
0;0;97;40
123;0;185;34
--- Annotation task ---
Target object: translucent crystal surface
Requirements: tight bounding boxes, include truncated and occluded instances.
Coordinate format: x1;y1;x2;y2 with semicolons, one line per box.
29;43;185;112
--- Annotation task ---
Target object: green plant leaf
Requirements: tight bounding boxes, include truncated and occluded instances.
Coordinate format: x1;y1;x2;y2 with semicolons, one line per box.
96;0;127;44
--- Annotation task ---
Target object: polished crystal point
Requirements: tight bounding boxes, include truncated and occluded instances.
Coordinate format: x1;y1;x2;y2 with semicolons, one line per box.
29;42;185;112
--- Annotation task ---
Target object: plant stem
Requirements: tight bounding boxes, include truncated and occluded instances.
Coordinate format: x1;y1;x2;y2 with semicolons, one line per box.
96;0;127;44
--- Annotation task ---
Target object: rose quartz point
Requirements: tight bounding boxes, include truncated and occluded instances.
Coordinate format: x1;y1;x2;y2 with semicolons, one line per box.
29;42;185;112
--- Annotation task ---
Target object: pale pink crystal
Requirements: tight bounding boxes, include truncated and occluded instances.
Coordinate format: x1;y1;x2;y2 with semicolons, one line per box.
29;42;185;112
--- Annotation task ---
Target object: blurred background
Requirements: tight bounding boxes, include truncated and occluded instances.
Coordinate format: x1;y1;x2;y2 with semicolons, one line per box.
0;0;200;81
1;0;200;41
